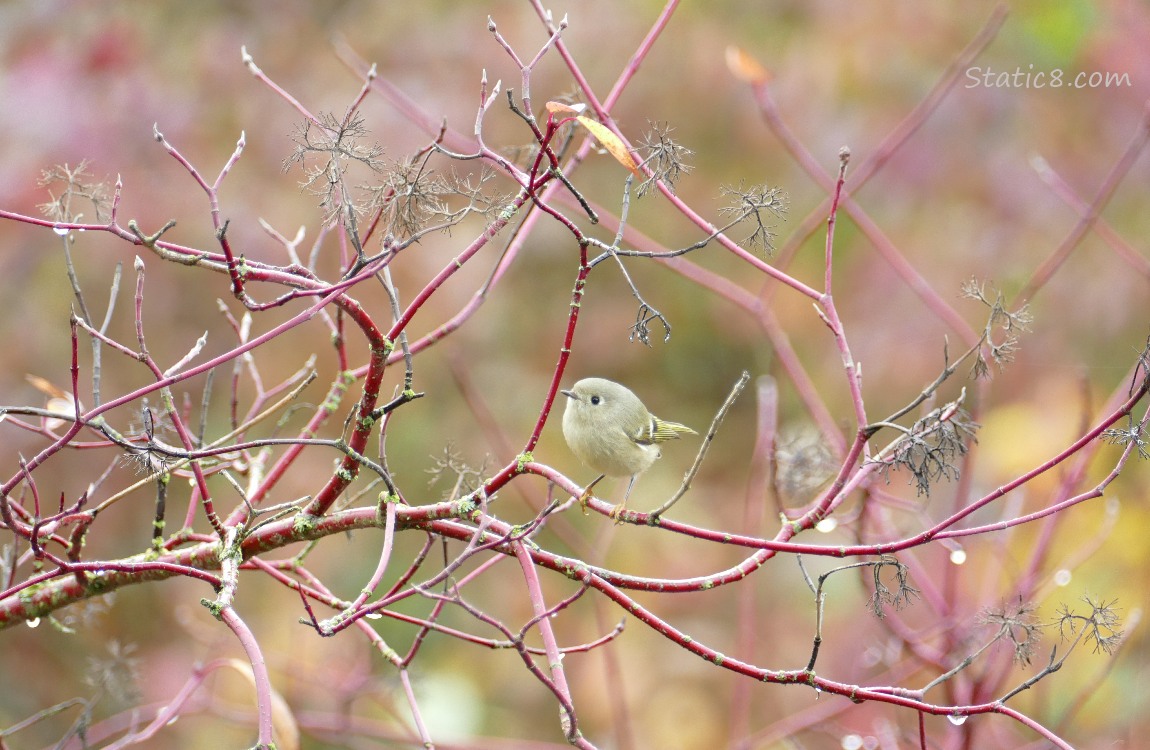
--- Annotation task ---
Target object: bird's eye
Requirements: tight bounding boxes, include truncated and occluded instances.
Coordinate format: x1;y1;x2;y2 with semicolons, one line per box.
590;395;601;405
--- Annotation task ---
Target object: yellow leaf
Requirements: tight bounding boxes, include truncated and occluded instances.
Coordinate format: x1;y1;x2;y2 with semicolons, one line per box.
725;45;771;85
544;101;640;176
575;115;640;176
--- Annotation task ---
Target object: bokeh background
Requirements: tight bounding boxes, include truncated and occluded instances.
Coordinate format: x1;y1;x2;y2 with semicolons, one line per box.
1;1;1149;748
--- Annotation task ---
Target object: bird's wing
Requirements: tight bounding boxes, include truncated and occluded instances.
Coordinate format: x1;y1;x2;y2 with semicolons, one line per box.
634;416;696;445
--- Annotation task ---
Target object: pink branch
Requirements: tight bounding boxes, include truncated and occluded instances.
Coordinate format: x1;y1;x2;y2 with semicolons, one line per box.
218;606;276;747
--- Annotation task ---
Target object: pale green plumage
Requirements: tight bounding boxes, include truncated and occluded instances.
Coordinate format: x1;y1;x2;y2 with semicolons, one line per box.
560;378;696;513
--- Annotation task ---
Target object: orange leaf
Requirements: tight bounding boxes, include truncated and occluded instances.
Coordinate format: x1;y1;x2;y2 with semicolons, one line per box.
27;374;79;430
545;101;579;116
725;45;771;85
26;374;68;400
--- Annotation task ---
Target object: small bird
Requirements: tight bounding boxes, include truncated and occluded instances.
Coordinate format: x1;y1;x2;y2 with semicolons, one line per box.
560;377;696;519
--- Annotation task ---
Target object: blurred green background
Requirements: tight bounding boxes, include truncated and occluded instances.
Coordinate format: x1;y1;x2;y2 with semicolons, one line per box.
1;1;1149;748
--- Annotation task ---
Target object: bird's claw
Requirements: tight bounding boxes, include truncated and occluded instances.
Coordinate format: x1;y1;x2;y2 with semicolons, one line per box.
578;488;593;515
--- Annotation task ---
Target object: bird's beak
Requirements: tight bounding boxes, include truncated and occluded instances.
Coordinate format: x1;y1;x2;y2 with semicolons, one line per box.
560;389;576;400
